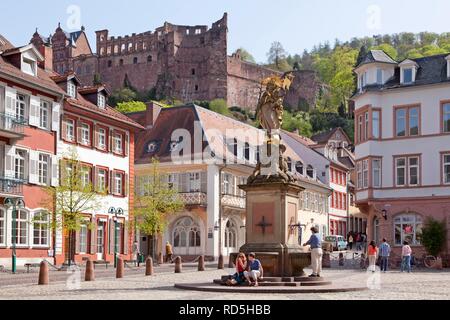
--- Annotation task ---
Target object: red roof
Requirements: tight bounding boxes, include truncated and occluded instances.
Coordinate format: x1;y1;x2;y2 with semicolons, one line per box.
66;95;143;130
281;130;317;146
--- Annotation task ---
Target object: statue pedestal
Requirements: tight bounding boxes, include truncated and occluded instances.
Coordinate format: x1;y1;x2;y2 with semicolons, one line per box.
238;181;311;277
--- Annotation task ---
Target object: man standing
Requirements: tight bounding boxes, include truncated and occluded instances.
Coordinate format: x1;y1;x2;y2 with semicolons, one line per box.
303;227;323;278
379;238;391;273
244;253;264;287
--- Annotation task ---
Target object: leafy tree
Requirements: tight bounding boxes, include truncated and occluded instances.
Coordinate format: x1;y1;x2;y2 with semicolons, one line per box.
267;41;289;70
421;218;446;257
372;43;398;60
236;48;256;63
93;73;102;86
109;87;138;106
134;159;184;258
209;99;231;116
282;111;313;137
40;148;102;265
116;101;147;114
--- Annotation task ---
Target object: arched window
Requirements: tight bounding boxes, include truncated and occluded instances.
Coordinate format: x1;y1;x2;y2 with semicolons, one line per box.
133;57;138;64
13;210;28;245
295;161;304;175
394;214;423;246
244;143;250;161
173;217;201;248
287;158;292;172
33;211;50;246
114;45;119;54
107;60;112;68
306;165;315;178
121;43;126;53
225;220;237;248
147;55;152;63
99;47;105;56
228;138;238;157
0;208;5;246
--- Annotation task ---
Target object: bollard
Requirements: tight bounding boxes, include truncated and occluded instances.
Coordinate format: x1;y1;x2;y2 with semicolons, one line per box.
85;259;95;282
145;257;154;276
38;261;49;285
339;253;345;267
322;252;331;268
116;257;124;279
158;252;164;265
174;256;182;273
218;254;224;270
198;255;205;272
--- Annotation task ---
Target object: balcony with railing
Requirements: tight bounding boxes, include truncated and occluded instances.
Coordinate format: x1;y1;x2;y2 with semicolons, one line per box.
0;113;27;139
0;176;24;198
221;194;246;209
179;192;207;206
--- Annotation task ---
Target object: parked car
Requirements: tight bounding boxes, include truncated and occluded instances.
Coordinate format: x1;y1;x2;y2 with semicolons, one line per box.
323;235;348;252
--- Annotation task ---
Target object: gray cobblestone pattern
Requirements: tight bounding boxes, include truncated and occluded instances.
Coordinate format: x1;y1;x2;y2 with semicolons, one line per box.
0;266;449;300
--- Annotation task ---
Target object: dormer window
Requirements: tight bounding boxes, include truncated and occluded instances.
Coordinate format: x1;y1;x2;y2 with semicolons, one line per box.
97;94;106;109
67;81;76;98
22;57;37;76
403;68;413;84
376;68;383;84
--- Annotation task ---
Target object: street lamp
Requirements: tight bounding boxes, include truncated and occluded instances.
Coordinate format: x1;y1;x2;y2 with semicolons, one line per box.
4;198;25;274
109;207;124;268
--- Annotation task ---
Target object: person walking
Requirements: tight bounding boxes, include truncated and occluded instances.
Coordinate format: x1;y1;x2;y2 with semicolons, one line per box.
355;232;362;251
348;233;354;250
165;241;174;263
401;241;412;273
367;241;378;273
379;238;391;273
303;227;323;278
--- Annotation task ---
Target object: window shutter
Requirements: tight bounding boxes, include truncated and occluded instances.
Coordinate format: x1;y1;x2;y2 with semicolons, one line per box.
29;151;39;184
93;125;98;149
4;145;15;178
51;155;59;187
51;102;61;132
77;120;82;144
61;118;67;140
89;221;96;254
124;132;129;156
124;173;129;197
5;87;17;116
108;128;113;152
94;167;99;191
75;230;81;254
201;172;207;193
123;222;129;255
180;173;188;193
29;96;40;127
109;170;114;194
109;218;115;254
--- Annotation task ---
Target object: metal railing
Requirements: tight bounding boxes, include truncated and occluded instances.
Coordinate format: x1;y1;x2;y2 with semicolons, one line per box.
179;192;207;206
0;113;27;136
0;176;24;196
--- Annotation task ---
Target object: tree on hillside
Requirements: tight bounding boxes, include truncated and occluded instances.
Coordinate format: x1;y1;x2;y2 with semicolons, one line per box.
134;159;184;259
209;99;231;116
116;101;147;114
267;41;289;70
40;148;102;266
109;88;138;106
372;43;398;60
282;111;313;137
237;48;256;63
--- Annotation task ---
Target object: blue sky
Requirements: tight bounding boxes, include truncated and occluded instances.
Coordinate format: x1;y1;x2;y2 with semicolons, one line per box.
1;0;450;63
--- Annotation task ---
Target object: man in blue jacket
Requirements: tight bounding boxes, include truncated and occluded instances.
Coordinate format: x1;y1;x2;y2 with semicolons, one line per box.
303;227;323;278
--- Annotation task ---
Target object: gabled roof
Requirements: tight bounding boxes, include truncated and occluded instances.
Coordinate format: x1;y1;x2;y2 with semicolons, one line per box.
78;85;110;96
310;127;351;145
51;71;82;85
0;34;14;52
356;49;397;68
1;44;44;61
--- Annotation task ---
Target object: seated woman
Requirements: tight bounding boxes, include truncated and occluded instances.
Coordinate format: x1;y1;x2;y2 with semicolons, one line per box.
244;253;264;287
226;253;247;286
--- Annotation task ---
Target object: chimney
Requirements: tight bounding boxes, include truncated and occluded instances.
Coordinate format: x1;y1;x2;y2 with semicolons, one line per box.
145;102;162;129
39;44;53;72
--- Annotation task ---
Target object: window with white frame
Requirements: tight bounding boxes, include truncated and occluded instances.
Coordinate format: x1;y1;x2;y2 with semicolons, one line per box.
362;160;369;189
357;162;362;190
67;82;76;98
81;123;90;145
306;165;314;178
14;149;27;180
222;173;233;195
364;112;369;141
409;157;420;186
358;115;363;143
376;68;383;84
189;172;201;192
244;143;250;161
22;57;36;76
168;173;178;190
39;101;50;130
65;119;75;142
403;68;413;84
97;128;107;150
33;212;49;246
372;110;380;139
79;224;88;253
13;210;28;245
0;209;5;246
114;172;123;195
113;132;123;154
443;154;450;184
16;94;26;121
443;103;450;133
38;153;50;185
395;158;407;186
394;214;422;246
97;94;106;108
372;159;382;188
396;108;407;137
81;167;91;189
97;168;107;192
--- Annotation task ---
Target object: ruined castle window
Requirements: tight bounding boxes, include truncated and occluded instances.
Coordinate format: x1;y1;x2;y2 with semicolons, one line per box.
114;45;119;54
186;29;190;35
99;47;105;56
121;44;126;53
76;66;82;75
119;59;124;66
100;35;105;42
191;68;196;76
143;43;147;50
195;85;199;91
195;29;201;35
128;43;133;51
107;60;112;68
133;57;138;64
147;55;152;63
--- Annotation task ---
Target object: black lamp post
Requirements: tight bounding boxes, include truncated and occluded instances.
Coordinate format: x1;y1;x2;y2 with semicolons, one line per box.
382;209;388;221
109;207;124;268
4;198;25;274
